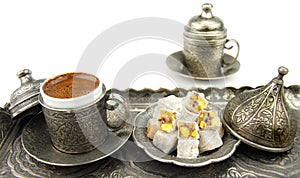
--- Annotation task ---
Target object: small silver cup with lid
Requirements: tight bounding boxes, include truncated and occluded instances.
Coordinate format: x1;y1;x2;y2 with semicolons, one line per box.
183;3;240;78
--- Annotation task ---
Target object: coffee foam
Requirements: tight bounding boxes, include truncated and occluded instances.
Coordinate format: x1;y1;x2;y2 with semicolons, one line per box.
43;72;100;99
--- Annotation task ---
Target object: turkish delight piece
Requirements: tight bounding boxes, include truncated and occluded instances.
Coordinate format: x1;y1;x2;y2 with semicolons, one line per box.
177;139;199;159
157;95;183;113
199;129;223;154
177;120;199;140
180;105;199;122
183;91;208;114
153;130;177;154
196;110;224;137
157;109;178;133
146;119;160;139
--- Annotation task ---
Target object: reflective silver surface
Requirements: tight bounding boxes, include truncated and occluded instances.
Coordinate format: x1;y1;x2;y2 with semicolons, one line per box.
0;107;11;147
39;85;108;154
186;3;224;32
1;87;300;177
182;3;240;78
39;84;129;154
224;67;298;152
133;103;240;167
8;69;45;118
166;51;240;80
21;109;133;166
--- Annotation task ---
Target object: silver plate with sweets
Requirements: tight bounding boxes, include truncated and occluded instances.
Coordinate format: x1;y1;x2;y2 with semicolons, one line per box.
133;91;240;167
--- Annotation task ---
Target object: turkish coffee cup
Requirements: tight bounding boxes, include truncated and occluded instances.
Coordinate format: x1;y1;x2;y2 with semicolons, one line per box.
183;35;240;78
39;72;128;154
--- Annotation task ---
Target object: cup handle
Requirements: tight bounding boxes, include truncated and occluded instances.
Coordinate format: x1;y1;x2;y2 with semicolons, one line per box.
222;39;240;66
104;93;129;131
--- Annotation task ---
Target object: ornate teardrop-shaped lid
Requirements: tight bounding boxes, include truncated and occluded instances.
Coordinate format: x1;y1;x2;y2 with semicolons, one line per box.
8;69;45;118
186;3;226;34
223;67;297;152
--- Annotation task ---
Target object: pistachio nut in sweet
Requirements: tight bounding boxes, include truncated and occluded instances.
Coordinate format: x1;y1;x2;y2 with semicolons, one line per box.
223;67;297;152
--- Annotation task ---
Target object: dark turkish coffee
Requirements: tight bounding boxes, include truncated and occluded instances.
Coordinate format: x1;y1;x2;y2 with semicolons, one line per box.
42;72;100;99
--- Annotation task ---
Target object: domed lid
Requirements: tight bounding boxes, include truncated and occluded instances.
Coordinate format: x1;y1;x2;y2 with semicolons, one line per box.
186;3;225;33
9;69;45;118
223;67;298;152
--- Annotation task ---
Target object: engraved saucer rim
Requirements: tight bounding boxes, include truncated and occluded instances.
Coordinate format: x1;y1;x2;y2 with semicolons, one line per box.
166;50;240;80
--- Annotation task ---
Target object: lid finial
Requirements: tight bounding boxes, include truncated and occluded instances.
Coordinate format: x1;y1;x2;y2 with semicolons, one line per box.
272;66;288;84
277;66;288;80
16;69;34;85
200;3;213;18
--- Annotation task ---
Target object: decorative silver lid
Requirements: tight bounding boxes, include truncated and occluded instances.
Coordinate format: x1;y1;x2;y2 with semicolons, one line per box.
184;3;227;40
8;69;45;118
188;3;224;32
223;67;297;152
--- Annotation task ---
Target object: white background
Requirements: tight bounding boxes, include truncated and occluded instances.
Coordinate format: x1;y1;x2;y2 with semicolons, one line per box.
1;0;300;107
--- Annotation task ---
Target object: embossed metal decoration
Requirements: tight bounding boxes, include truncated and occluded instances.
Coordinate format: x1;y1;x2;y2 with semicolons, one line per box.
0;107;11;146
21;110;133;166
8;69;45;118
133;103;241;167
223;67;298;152
1;87;300;177
39;84;129;154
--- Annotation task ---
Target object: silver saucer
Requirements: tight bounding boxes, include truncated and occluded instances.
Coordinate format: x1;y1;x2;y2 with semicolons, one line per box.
21;112;133;166
133;103;241;167
166;51;240;80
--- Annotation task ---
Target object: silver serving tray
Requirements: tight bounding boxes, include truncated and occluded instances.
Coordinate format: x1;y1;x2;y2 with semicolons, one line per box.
133;102;240;167
1;87;300;177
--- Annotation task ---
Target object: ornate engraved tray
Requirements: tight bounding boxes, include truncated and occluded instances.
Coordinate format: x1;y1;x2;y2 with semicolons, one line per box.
1;87;300;177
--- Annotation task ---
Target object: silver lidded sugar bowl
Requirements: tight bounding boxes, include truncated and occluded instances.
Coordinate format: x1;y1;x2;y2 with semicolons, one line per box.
223;67;298;152
183;3;240;78
8;69;45;118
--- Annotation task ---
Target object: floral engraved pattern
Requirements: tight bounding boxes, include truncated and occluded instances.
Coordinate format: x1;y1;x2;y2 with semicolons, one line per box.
9;95;40;118
10;82;41;101
184;44;223;62
276;101;289;143
243;109;273;140
183;43;224;77
222;167;257;178
0;108;11;144
226;82;296;148
1;87;299;177
233;93;264;124
231;85;274;140
42;103;107;153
